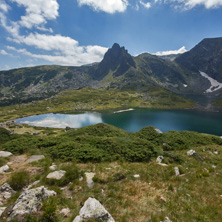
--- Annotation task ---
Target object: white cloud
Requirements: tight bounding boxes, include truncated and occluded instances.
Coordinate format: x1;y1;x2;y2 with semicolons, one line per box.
0;1;10;12
10;0;59;29
157;0;222;9
155;46;187;56
77;0;128;13
0;49;13;56
140;0;151;9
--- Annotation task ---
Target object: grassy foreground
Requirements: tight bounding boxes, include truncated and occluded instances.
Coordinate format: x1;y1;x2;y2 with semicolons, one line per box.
0;124;222;221
0;87;194;122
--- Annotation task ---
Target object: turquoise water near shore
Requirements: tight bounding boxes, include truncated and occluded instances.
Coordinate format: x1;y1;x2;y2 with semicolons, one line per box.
15;109;222;136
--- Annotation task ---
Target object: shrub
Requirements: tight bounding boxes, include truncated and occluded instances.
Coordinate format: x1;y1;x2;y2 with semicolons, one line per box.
40;197;58;222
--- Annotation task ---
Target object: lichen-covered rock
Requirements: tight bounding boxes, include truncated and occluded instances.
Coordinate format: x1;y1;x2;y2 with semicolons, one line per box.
187;150;196;156
46;170;66;180
0;183;15;201
73;197;115;222
49;164;57;171
0;151;12;157
156;156;164;164
8;186;56;220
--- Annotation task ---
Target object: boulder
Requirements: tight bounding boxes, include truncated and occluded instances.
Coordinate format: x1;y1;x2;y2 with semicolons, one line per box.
85;172;95;188
155;128;163;134
0;165;10;174
0;151;12;158
8;186;56;220
27;155;45;163
0;183;16;201
0;207;6;217
73;197;115;222
46;170;66;180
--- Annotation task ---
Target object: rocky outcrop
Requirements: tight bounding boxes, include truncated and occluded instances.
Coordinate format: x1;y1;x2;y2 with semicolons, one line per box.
0;207;6;217
7;186;56;220
73;197;115;222
46;170;66;180
27;155;45;163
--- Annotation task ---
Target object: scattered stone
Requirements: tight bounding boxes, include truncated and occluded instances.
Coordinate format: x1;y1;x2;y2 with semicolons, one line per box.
203;168;209;173
0;151;12;157
161;217;172;222
73;197;115;222
65;126;71;131
46;170;66;180
25;180;40;190
160;196;167;202
214;151;218;155
212;165;217;169
186;194;191;197
155;128;163;134
133;174;140;178
0;183;16;201
101;189;105;195
0;207;6;217
105;168;111;170
49;164;57;171
85;172;95;188
8;186;56;220
159;163;168;167
0;165;10;174
60;208;70;217
79;176;83;181
187;150;196;156
174;167;180;176
206;151;213;155
156;156;164;164
32;132;39;136
27;155;45;163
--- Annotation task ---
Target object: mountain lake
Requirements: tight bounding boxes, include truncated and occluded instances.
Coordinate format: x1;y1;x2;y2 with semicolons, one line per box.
15;108;222;136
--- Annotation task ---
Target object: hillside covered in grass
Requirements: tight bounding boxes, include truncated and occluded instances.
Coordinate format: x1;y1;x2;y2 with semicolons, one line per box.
0;124;222;221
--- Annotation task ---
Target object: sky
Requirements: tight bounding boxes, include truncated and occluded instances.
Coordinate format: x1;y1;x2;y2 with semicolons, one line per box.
0;0;222;70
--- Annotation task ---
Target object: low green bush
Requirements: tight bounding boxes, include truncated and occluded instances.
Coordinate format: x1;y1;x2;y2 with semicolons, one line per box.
8;171;30;191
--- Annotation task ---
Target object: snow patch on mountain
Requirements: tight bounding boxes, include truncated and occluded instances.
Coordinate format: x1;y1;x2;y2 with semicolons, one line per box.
199;71;222;93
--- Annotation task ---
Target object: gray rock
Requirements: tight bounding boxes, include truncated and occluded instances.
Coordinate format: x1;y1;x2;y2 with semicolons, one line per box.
8;186;56;220
156;156;164;164
0;151;12;157
73;197;115;222
133;174;140;178
155;128;163;134
46;170;66;180
0;165;10;174
0;183;16;201
49;164;57;171
0;207;6;217
161;217;172;222
187;150;196;156
60;208;70;217
174;167;180;176
25;180;40;190
27;155;45;163
85;172;95;188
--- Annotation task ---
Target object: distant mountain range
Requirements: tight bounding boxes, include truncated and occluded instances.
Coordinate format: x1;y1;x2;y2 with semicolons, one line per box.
1;37;222;105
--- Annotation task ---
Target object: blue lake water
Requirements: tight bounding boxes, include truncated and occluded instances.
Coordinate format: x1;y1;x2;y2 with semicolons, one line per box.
15;109;222;135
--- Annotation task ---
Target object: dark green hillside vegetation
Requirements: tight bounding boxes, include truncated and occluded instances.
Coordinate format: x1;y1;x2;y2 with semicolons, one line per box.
1;124;221;163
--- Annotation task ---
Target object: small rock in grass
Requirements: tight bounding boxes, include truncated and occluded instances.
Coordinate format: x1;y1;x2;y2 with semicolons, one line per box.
174;167;180;176
214;151;218;155
0;151;12;157
187;150;196;156
156;156;164;164
0;183;16;201
212;165;217;169
133;174;140;179
73;197;115;222
27;155;45;163
85;172;95;188
0;165;10;174
161;217;172;222
46;170;66;180
60;208;70;217
49;164;57;171
160;196;167;202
